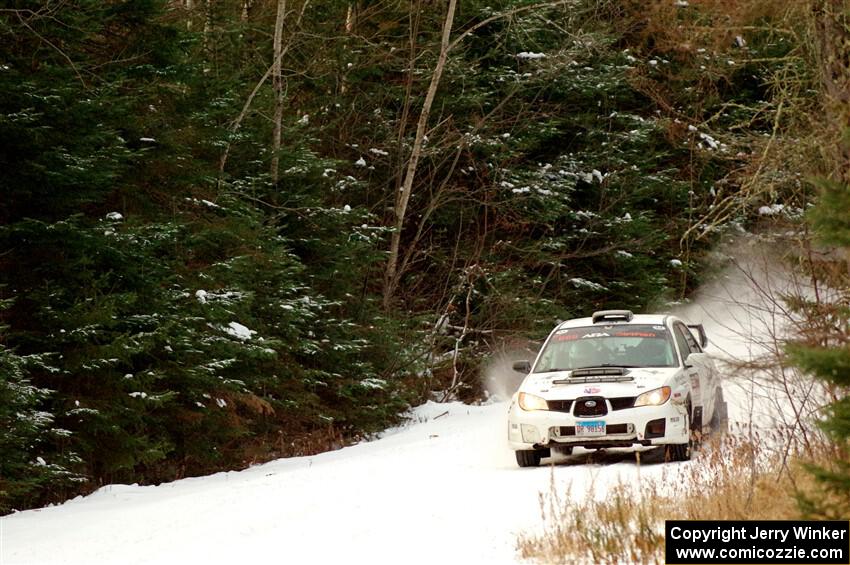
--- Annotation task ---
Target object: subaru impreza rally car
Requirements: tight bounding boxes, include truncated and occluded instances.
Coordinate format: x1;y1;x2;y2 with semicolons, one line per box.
508;310;726;466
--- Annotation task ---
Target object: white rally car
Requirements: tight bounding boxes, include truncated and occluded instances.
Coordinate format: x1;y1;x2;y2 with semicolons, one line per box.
508;310;726;466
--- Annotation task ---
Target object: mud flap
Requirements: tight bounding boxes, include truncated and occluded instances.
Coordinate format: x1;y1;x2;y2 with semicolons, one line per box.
691;406;703;448
711;394;729;434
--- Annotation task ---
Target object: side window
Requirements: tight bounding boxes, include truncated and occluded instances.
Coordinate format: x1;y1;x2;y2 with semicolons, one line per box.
672;325;692;363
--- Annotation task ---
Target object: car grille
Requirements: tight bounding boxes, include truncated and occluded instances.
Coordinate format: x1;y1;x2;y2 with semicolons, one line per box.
573;396;607;417
548;400;573;412
609;397;636;411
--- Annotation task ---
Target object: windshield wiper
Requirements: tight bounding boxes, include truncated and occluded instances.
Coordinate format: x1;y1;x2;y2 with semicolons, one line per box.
537;364;641;373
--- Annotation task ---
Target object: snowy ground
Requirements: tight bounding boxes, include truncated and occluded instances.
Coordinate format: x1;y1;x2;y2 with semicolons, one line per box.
1;243;798;565
2;400;691;565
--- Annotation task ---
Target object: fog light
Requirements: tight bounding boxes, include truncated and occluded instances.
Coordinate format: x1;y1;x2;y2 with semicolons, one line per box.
521;424;541;443
645;418;666;438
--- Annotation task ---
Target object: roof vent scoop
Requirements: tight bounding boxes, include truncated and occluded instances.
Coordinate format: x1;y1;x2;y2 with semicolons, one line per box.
591;310;634;324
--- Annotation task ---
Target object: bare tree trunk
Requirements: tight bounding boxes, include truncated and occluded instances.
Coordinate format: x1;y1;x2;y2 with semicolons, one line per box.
183;0;194;30
345;3;355;33
383;0;458;309
218;0;309;179
203;0;213;65
815;0;850;181
340;3;356;95
270;0;287;183
393;0;422;199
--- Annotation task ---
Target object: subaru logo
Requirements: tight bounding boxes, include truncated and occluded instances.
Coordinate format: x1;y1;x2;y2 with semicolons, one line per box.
584;400;597;408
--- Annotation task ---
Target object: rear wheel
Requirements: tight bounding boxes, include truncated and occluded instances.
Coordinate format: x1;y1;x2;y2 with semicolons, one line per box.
516;449;544;467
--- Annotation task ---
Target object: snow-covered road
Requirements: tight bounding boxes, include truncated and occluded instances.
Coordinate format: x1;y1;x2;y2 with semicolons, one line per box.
2;400;686;565
1;248;794;565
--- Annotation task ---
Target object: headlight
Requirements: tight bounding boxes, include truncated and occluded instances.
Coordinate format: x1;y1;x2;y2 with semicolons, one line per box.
518;392;549;411
634;386;671;407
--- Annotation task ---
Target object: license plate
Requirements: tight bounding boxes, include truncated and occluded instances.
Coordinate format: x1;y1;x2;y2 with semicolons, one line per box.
575;420;605;436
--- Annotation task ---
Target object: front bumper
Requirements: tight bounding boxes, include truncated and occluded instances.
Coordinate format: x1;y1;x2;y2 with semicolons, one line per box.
507;397;688;451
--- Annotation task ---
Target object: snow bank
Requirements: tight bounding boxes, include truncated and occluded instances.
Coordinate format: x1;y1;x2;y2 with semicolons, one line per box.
2;401;680;565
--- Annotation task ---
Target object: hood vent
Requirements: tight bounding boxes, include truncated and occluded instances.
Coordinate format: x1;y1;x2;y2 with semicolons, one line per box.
553;375;635;384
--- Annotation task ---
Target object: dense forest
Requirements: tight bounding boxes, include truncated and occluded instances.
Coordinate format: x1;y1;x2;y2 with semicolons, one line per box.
1;0;847;514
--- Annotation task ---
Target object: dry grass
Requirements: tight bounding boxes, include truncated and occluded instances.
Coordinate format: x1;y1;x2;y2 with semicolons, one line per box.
516;432;842;564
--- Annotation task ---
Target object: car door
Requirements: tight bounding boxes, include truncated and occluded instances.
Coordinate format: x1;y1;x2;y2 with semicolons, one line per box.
673;322;714;426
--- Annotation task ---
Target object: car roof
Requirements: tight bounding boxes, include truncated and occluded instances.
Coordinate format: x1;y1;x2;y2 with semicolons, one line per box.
555;314;671;330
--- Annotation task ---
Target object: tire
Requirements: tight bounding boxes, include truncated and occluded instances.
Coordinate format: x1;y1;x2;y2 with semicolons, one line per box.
516;449;543;467
665;404;692;462
553;445;574;456
664;442;691;462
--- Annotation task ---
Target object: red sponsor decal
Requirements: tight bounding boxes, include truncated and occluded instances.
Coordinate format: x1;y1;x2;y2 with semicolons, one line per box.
553;334;579;342
614;331;660;338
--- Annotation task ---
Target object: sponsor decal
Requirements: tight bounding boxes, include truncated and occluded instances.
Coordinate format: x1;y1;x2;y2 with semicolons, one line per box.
584;386;601;394
553;334;579;342
552;325;669;341
614;331;659;338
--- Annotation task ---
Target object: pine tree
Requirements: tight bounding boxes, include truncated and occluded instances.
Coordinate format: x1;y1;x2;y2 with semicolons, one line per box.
788;177;850;518
0;298;84;513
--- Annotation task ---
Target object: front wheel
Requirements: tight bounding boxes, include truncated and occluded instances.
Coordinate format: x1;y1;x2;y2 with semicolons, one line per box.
516;449;543;467
664;442;691;462
553;445;574;456
665;405;692;462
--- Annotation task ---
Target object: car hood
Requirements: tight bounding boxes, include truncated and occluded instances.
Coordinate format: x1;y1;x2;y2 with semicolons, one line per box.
518;367;682;400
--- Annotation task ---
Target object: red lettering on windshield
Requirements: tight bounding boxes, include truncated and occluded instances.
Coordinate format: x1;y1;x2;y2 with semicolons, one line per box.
553;334;579;342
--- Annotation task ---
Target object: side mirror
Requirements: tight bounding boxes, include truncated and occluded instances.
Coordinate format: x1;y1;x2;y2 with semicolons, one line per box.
512;360;532;373
687;324;709;348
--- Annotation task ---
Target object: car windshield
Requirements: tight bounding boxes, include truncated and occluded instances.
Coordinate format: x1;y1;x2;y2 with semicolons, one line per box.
533;324;677;372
